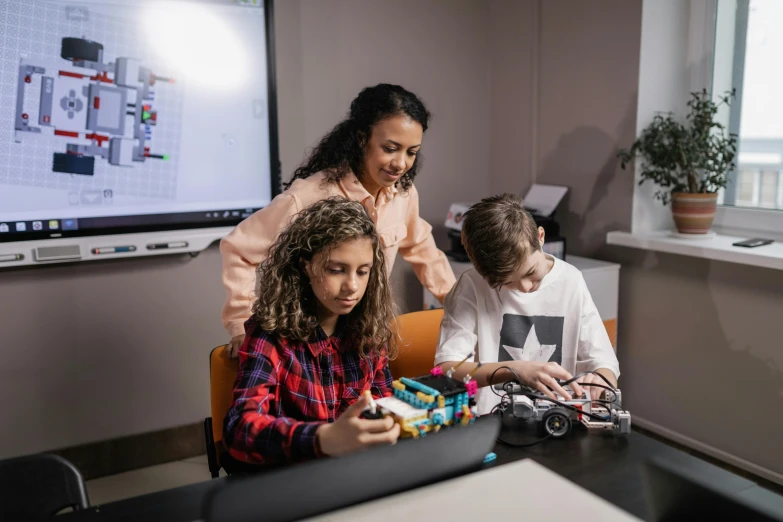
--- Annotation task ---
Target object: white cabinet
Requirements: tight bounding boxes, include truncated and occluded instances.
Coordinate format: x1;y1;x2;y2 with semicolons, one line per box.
423;255;620;348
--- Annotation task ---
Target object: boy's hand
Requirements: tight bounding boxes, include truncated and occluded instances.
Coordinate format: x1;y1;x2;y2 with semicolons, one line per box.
510;361;583;401
575;373;604;400
316;394;400;457
574;370;617;401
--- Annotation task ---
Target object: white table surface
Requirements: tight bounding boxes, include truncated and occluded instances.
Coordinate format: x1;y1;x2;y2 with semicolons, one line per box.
301;458;642;521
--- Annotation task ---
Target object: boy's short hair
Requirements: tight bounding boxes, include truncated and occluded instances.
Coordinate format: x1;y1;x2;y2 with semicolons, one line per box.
461;193;540;289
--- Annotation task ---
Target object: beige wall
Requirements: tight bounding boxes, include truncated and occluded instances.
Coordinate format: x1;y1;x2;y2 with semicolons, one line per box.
488;0;538;196
0;0;493;457
608;249;783;481
536;0;640;257
489;0;640;257
0;250;225;458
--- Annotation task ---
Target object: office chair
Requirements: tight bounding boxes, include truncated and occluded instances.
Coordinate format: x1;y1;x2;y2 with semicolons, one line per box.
0;453;89;520
389;308;445;378
204;344;238;478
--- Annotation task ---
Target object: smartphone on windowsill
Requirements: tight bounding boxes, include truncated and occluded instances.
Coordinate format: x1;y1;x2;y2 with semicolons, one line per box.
732;238;774;248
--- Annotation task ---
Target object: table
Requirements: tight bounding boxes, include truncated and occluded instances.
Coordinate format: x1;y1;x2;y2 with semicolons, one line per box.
59;422;783;522
302;458;641;521
492;418;777;519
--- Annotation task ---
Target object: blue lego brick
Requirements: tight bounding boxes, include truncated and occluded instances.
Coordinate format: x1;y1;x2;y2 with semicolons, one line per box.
394;389;429;409
399;377;441;397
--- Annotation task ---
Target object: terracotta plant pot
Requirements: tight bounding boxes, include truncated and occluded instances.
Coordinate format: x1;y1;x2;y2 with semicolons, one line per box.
670;192;718;234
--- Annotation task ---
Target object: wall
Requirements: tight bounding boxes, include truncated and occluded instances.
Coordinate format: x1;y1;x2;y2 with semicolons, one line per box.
535;0;641;257
0;250;225;458
0;0;493;458
488;0;538;196
609;249;783;482
488;0;641;257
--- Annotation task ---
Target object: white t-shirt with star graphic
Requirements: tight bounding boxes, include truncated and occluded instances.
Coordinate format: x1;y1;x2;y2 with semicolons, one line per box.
434;255;620;415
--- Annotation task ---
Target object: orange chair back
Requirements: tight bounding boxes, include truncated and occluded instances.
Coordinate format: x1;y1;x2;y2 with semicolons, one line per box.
209;345;239;453
389;308;444;379
603;319;617;348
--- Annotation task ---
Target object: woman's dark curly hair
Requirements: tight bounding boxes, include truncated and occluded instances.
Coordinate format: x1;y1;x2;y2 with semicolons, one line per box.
284;83;430;194
251;197;397;359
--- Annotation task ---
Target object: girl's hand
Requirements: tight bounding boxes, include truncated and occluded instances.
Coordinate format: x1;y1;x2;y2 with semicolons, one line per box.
316;394;400;456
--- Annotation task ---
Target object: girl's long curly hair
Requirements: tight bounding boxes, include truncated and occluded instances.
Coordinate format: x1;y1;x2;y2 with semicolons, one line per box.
283;83;430;194
251;197;397;359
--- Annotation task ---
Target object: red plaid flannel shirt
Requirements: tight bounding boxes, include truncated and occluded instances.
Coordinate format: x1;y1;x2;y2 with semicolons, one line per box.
223;317;393;466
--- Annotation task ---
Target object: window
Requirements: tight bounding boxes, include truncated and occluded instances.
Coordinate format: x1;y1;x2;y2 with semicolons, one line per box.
617;0;783;248
717;0;783;213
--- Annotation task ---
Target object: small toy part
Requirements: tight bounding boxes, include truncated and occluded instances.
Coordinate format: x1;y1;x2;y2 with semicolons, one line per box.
359;390;385;420
483;452;497;464
445;353;473;379
462;360;482;383
465;379;478;397
541;408;571;438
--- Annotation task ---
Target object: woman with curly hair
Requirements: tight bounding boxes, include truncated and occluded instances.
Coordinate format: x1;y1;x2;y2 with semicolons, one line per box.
222;197;400;468
220;83;456;357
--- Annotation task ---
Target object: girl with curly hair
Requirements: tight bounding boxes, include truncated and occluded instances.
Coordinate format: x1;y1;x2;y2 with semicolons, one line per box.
222;197;400;468
220;83;456;357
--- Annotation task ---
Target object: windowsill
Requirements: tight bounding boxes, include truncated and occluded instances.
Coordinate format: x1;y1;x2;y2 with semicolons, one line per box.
606;231;783;270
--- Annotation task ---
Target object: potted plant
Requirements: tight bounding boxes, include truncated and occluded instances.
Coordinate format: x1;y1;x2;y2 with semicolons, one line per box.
618;89;738;235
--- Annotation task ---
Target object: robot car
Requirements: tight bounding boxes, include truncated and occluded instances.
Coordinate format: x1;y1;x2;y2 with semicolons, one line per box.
494;380;632;438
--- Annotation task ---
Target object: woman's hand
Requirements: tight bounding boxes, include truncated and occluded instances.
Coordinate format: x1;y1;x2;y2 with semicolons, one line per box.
227;334;245;358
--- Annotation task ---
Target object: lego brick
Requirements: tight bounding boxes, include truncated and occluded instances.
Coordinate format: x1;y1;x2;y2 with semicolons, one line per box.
114;57;141;88
109;138;134;166
39;76;54;126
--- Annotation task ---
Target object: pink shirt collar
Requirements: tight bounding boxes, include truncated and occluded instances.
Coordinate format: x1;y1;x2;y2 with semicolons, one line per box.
338;171;398;207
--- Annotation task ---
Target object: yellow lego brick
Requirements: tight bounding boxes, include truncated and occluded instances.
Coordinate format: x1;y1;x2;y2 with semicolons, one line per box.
460;405;472;426
416;391;435;403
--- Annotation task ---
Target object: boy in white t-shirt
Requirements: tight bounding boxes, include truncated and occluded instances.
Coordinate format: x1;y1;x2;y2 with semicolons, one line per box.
434;193;620;415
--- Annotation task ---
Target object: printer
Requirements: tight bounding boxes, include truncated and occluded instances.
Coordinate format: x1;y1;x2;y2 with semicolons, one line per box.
444;184;568;263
